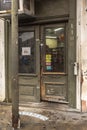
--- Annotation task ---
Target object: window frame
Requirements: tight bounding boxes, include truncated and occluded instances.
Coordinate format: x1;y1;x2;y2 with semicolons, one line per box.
18;30;36;75
42;24;67;74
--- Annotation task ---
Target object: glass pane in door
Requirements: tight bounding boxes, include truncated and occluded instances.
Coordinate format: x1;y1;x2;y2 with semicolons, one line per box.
43;27;65;72
18;31;36;74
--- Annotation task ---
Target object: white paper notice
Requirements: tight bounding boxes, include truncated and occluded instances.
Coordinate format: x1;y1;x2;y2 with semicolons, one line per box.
22;47;31;56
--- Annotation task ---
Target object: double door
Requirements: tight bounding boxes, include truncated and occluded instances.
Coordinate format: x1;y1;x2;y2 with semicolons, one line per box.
18;23;68;103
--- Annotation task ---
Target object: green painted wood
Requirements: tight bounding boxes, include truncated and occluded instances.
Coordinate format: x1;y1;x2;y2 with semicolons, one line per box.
68;0;76;107
18;26;40;103
40;23;68;103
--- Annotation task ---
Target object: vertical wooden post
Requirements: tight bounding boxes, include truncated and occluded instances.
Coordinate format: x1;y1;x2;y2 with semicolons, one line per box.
11;0;19;129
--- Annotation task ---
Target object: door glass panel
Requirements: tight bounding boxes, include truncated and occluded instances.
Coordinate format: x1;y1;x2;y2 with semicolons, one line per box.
44;26;65;72
18;31;36;74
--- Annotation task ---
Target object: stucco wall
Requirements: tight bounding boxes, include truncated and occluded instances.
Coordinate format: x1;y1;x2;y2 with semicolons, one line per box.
0;19;5;101
80;0;87;111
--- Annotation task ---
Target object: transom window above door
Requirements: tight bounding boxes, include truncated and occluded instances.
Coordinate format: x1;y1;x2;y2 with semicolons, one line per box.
43;26;66;73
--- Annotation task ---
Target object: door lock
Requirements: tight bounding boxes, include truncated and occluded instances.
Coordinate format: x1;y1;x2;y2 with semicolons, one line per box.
74;62;78;75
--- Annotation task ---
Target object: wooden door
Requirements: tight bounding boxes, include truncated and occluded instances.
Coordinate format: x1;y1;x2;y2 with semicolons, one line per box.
40;23;68;103
18;26;40;103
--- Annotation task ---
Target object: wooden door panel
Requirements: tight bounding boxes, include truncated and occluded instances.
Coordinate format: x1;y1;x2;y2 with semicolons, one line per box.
18;26;40;103
40;23;68;103
42;82;66;97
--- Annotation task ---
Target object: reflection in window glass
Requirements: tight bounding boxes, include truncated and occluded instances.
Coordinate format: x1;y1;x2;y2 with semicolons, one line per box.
18;31;35;74
44;27;65;72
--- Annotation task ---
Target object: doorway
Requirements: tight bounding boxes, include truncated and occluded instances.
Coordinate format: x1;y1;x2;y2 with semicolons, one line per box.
18;23;68;103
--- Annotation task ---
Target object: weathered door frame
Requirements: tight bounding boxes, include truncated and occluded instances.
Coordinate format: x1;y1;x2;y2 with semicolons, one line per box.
5;17;80;109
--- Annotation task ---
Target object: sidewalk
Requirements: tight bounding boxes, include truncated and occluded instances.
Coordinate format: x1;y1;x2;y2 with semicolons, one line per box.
0;102;87;130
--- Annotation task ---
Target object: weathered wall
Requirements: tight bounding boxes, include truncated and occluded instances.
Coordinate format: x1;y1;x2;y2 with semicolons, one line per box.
76;0;82;110
81;0;87;111
35;0;69;17
0;19;5;101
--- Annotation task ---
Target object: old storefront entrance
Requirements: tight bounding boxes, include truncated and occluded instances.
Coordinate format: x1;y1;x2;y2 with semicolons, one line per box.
0;0;80;109
18;22;68;103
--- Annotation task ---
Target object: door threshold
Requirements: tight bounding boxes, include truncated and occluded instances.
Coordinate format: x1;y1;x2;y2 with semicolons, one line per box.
42;99;69;104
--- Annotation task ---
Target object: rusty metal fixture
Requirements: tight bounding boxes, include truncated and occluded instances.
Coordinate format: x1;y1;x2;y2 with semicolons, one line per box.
81;70;84;85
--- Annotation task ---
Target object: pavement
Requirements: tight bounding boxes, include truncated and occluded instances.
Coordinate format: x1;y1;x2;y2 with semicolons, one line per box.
0;102;87;130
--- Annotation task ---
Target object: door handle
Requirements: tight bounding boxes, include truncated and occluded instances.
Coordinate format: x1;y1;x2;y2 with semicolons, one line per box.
74;62;79;75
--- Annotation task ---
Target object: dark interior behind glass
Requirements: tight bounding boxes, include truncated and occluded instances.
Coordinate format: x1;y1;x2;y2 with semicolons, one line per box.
43;26;65;73
18;31;36;74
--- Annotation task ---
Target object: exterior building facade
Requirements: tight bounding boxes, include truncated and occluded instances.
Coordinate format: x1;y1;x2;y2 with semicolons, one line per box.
0;0;87;112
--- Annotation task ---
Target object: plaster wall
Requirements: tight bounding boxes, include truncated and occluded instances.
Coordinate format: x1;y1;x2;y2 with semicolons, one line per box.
0;19;5;101
76;0;82;110
80;0;87;111
35;0;69;17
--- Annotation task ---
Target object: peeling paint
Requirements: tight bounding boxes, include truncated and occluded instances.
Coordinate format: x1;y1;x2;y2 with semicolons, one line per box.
80;0;87;111
0;19;5;101
76;0;87;111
